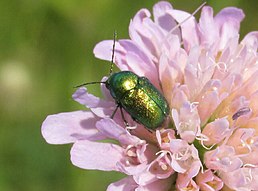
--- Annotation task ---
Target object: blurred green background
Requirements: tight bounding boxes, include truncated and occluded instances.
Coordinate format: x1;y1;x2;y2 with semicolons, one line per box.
0;0;257;190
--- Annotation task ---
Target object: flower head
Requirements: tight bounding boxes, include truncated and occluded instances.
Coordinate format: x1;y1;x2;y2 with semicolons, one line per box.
42;1;258;190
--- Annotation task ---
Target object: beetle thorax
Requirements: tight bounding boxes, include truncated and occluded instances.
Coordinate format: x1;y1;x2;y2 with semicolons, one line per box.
106;71;138;100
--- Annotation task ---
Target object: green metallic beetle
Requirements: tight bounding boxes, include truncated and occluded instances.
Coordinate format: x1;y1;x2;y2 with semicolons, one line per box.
106;71;170;130
77;33;170;130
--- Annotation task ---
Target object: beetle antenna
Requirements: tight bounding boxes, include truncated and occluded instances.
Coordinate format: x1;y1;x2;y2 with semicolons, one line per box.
167;2;206;37
109;31;117;76
73;81;106;88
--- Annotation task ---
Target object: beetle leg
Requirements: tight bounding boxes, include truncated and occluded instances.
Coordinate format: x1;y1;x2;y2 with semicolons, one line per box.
119;106;129;127
111;104;119;119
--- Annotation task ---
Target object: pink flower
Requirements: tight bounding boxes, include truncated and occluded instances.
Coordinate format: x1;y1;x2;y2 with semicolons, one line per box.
170;139;201;177
196;170;223;191
202;117;230;146
172;101;201;143
204;145;243;172
42;1;258;190
176;173;199;191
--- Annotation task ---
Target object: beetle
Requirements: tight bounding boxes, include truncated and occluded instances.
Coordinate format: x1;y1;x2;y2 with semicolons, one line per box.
76;33;169;130
106;70;170;130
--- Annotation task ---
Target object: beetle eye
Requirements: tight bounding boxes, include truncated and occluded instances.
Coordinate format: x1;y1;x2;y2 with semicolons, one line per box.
105;82;110;89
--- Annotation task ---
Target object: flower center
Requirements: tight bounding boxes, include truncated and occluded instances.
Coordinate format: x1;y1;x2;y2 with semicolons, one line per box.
125;146;140;166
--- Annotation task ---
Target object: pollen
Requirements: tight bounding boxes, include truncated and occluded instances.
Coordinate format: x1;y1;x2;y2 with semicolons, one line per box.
160;163;168;171
127;149;137;157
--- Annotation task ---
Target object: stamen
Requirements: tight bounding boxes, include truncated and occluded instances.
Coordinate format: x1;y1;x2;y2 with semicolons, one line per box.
127;150;137;157
246;168;253;183
125;124;137;131
156;150;170;157
208;57;228;73
243;163;257;168
240;132;252;153
196;134;215;150
216;62;228;73
190;102;199;112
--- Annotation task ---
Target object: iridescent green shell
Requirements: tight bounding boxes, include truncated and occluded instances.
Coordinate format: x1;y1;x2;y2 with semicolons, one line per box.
106;71;169;130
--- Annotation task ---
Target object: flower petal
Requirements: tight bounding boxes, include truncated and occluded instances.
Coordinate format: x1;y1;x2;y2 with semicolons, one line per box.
215;7;245;50
198;6;219;50
129;9;160;62
71;140;124;171
167;9;199;51
215;7;245;30
41;111;105;144
93;40;128;70
96;118;141;145
153;1;181;37
72;87;115;118
153;1;173;24
137;178;174;191
107;176;138;191
118;40;159;88
241;31;258;50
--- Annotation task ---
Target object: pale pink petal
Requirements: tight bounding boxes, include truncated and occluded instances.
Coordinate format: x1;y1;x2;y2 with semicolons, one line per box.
139;17;167;58
167;9;199;51
136;178;174;191
159;54;176;103
71;140;124;171
93;40;113;62
93;40;129;70
172;102;201;143
149;153;174;179
153;1;173;24
170;84;189;110
176;174;199;191
130;10;165;63
159;35;183;101
198;90;221;124
198;6;219;50
220;167;258;190
215;7;245;31
212;71;258;121
116;143;157;176
72;87;115;118
184;46;201;98
241;31;258;50
96;118;141;146
118;40;159;87
202;117;230;146
116;162;148;176
107;176;138;191
133;170;157;186
205;145;243;172
215;7;245;50
134;153;174;185
153;2;181;37
100;76;114;101
129;9;158;61
170;139;201;176
196;170;223;191
41;111;105;144
226;128;258;164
